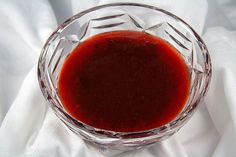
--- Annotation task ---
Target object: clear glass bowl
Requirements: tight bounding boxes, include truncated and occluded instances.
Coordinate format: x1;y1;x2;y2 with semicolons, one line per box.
38;3;212;150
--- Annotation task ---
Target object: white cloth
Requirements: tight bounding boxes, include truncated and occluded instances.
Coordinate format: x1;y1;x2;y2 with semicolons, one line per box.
0;0;235;156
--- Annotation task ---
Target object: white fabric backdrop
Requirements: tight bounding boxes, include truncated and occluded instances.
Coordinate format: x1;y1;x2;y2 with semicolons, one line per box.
0;0;235;156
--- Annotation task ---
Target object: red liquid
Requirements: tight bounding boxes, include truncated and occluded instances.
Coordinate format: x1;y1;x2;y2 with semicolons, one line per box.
58;31;190;132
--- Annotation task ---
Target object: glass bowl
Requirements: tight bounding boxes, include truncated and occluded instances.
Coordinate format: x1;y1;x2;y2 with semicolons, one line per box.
37;3;212;150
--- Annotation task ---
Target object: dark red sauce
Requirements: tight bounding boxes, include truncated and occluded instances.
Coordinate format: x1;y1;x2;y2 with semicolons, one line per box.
58;31;190;132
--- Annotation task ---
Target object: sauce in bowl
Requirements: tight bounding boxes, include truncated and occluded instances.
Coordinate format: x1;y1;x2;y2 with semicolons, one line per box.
58;31;190;132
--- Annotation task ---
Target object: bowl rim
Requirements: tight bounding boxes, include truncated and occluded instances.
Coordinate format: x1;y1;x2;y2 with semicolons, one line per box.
37;2;212;139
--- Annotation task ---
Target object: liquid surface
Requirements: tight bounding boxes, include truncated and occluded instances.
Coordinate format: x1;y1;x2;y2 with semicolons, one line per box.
58;31;190;132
